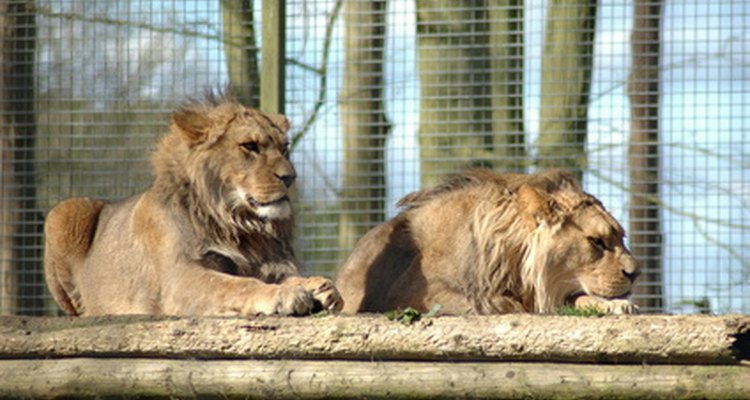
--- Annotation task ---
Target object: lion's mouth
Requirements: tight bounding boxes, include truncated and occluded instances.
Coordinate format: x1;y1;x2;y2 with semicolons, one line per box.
245;195;292;220
247;195;289;208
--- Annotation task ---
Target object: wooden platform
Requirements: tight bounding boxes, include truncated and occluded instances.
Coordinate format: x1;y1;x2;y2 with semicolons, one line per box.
0;314;748;398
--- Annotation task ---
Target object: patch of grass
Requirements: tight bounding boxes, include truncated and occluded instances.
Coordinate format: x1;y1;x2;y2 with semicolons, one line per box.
386;304;442;325
556;304;608;317
386;307;422;325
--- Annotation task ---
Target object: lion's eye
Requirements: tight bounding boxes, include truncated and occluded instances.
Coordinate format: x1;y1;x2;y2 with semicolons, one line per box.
588;237;607;251
241;141;260;154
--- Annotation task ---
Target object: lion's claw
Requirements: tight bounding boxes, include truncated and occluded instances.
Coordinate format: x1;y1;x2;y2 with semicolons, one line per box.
250;285;316;316
284;276;344;313
574;294;639;315
605;299;639;315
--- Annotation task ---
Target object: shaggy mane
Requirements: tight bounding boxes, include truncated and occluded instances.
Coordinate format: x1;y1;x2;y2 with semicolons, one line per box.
175;86;238;115
150;92;295;277
455;169;623;313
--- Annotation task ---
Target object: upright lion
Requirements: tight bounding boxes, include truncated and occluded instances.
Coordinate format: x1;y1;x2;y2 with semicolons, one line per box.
44;92;342;316
335;169;640;315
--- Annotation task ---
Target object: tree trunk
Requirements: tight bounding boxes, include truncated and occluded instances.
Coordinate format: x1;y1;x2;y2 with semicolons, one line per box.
628;0;664;312
488;0;526;173
221;0;260;108
0;1;42;316
416;1;527;185
0;358;748;399
260;0;285;113
416;1;494;188
338;0;390;256
538;0;597;180
1;314;747;364
0;1;15;316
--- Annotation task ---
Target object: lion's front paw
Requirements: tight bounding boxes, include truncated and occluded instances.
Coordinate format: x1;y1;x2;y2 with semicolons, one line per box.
284;276;344;313
574;295;638;315
603;298;638;314
307;276;345;313
255;285;316;316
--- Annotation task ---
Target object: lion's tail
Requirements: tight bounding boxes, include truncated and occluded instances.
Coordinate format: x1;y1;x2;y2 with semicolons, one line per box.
44;197;105;315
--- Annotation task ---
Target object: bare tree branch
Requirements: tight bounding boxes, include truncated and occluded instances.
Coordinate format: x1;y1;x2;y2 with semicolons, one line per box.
289;0;343;151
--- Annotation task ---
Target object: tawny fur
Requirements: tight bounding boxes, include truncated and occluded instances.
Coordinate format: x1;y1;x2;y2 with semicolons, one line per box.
44;92;343;316
335;169;640;315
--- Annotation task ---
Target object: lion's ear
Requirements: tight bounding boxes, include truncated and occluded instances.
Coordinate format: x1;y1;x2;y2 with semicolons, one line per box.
266;112;290;132
172;109;212;145
517;184;553;229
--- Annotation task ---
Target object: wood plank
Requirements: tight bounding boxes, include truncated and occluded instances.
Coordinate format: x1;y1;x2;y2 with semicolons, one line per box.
0;314;747;364
0;358;748;399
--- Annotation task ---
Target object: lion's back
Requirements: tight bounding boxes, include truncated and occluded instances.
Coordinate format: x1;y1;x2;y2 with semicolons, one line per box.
336;185;484;314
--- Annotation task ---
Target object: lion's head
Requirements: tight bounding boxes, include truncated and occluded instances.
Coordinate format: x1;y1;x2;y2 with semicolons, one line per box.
492;170;640;313
335;169;640;314
152;92;295;224
150;92;299;279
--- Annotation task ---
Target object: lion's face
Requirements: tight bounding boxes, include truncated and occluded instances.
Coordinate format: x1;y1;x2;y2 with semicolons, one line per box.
512;174;641;312
214;108;295;220
548;206;639;301
171;103;295;220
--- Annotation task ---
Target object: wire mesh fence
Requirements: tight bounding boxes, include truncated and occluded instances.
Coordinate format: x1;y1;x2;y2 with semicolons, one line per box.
0;0;747;315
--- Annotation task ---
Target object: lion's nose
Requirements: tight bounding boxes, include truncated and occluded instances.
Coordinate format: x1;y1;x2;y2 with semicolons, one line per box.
623;268;640;283
277;172;296;188
619;251;640;283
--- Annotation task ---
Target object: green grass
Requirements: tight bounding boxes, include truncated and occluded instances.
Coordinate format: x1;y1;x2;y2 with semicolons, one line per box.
556;304;608;317
386;304;442;325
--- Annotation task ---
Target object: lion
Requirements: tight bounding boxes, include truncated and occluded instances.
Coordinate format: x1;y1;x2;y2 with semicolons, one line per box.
44;91;343;316
335;169;640;315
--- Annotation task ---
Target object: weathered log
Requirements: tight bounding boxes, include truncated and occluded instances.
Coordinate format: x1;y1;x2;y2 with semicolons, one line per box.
0;314;747;364
0;358;748;399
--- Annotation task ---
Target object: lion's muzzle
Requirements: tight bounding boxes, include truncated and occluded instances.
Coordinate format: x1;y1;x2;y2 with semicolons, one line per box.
248;196;292;220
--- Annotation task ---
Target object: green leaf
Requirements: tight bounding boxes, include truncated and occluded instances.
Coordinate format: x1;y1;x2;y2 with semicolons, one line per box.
386;307;422;325
424;304;442;318
386;304;442;325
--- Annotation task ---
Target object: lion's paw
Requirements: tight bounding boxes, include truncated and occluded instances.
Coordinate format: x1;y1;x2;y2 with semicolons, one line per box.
596;298;638;314
255;285;316;316
284;276;344;313
307;276;344;313
574;295;639;315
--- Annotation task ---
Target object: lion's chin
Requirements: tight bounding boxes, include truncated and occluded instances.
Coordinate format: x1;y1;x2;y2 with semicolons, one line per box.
248;196;291;220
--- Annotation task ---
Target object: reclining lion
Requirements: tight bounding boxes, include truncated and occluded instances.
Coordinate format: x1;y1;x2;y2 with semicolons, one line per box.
335;169;640;315
44;92;342;316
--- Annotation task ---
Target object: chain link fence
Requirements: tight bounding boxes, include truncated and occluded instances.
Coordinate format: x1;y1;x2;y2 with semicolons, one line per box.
1;0;747;315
